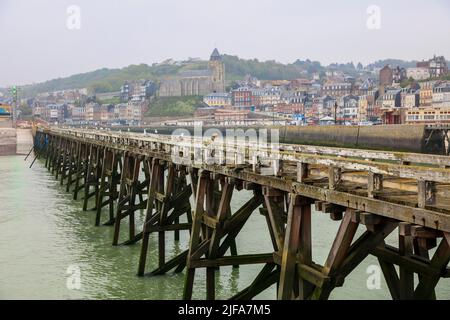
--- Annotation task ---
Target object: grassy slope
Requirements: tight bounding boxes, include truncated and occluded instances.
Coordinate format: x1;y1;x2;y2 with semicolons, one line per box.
145;96;204;117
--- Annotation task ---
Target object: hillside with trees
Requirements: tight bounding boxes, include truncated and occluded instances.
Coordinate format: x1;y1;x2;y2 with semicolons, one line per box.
8;56;436;99
11;56;329;98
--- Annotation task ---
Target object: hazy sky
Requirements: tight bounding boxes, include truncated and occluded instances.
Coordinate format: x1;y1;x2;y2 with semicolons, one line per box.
1;0;450;87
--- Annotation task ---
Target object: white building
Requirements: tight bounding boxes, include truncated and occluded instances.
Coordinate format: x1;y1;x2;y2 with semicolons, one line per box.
339;95;359;122
406;68;430;80
203;92;231;107
433;84;450;107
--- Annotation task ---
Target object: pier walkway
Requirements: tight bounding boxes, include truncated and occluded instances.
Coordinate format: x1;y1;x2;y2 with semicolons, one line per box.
32;127;450;300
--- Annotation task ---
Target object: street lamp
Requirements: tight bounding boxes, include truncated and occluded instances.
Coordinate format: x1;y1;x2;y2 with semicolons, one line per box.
334;102;338;125
11;85;18;123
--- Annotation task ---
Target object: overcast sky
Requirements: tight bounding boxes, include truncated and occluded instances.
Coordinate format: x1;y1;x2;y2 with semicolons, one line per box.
1;0;449;87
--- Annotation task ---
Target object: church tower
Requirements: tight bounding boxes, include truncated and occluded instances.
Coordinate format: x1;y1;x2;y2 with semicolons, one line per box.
208;48;225;93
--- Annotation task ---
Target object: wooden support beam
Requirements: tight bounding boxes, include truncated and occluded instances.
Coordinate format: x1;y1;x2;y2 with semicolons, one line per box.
231;263;278;300
350;210;361;223
359;212;383;232
242;181;258;190
277;194;314;300
65;141;78;193
208;181;234;257
218;194;263;257
413;233;450;299
310;208;359;300
372;244;442;277
330;212;343;221
321;202;345;221
41;129;450;301
113;153;147;246
378;255;400;300
264;190;286;252
95;149;113;226
273;253;330;288
322;202;345;214
328;166;341;190
150;250;189;276
278;194;302;300
398;222;414;299
411;225;442;239
189;253;273;268
138;159;162;276
314;201;323;212
418;180;436;208
297;197;313;299
73;143;87;201
367;172;383;198
297;162;309;183
138;159;192;277
206;178;235;300
183;170;209;300
339;221;397;279
262;186;284;197
413;236;436;299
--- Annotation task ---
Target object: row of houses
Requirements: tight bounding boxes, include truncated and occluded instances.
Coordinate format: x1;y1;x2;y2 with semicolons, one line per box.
120;80;157;102
201;79;450;125
33;101;146;124
378;82;450;124
204;79;376;110
35;88;88;102
312;81;450;124
380;55;448;84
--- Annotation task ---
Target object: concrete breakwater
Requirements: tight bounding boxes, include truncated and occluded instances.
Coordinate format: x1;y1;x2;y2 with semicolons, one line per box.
0;127;33;156
0;128;17;156
113;124;445;155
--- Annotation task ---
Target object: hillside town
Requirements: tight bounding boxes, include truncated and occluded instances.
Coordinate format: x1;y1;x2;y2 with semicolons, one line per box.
4;0;450;305
2;50;449;127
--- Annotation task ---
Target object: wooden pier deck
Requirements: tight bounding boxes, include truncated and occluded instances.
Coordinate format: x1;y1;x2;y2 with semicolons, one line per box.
32;127;450;300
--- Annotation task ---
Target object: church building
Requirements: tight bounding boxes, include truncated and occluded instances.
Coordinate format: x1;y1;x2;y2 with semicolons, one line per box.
158;49;225;97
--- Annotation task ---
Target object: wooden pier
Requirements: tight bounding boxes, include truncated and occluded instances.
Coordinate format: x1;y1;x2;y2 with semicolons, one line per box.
33;127;450;300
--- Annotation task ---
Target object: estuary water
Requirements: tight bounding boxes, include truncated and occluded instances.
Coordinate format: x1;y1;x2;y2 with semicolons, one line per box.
0;155;449;300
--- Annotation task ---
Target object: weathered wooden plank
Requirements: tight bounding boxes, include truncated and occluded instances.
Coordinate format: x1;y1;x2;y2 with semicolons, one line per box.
296;154;450;184
189;253;273;268
48;127;450;167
